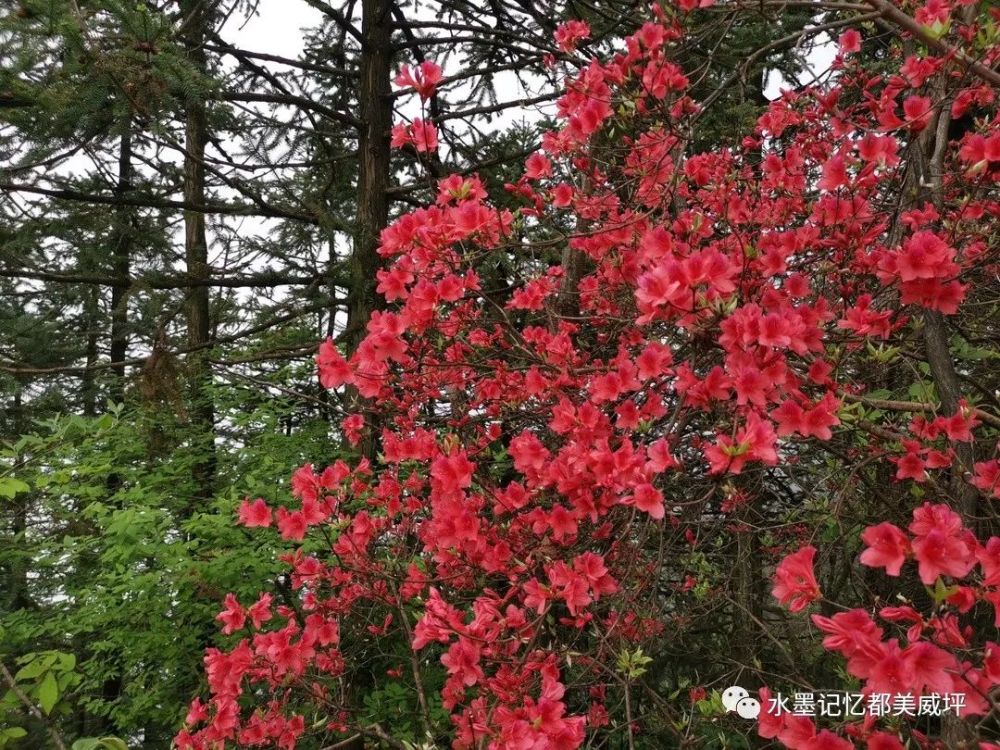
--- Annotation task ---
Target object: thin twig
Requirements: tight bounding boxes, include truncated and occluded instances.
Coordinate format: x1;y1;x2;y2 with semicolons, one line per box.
843;394;1000;429
0;661;69;750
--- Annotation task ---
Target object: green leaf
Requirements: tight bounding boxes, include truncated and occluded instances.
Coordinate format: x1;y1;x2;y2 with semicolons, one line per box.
38;670;58;714
72;740;101;750
927;576;958;605
616;646;653;679
14;658;47;681
0;477;30;498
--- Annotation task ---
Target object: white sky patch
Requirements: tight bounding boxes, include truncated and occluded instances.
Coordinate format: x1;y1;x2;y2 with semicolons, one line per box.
226;1;322;59
764;30;838;101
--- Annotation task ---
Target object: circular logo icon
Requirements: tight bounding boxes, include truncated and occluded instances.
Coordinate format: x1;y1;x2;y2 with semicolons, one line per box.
722;685;750;713
735;696;761;719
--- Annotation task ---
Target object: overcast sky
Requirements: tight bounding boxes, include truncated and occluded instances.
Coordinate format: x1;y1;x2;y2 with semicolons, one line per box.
228;1;836;100
228;1;321;60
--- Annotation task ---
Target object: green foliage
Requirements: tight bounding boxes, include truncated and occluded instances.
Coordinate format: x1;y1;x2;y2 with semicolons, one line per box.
0;382;340;747
617;646;653;680
0;648;83;746
0;728;27;748
0;479;29;499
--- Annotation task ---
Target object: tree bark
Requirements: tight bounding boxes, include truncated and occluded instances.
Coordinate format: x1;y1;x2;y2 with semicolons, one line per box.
916;68;978;750
4;388;30;613
917;90;979;531
109;120;134;405
179;0;217;504
81;285;100;417
345;0;392;356
340;0;393;461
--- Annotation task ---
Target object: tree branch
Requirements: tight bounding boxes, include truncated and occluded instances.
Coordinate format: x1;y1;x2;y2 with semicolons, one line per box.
0;268;340;289
864;0;1000;86
0;661;68;750
0;182;329;226
843;394;1000;429
216;92;362;129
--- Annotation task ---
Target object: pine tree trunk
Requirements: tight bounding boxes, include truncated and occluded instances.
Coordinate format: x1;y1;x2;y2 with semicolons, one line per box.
343;0;393;460
4;388;30;613
109;120;133;405
180;0;217;504
346;0;392;355
81;285;100;417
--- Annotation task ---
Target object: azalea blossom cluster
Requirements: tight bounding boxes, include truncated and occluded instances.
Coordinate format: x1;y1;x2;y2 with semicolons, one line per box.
178;3;1000;749
765;504;1000;749
391;60;442;152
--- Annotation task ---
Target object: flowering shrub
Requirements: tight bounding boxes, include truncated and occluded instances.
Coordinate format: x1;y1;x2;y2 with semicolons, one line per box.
765;502;1000;748
178;2;1000;748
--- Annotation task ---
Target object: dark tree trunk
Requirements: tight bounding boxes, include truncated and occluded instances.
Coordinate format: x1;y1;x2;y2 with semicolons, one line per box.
109;120;134;405
81;285;100;417
4;389;30;613
340;0;394;461
180;0;217;504
345;0;392;355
